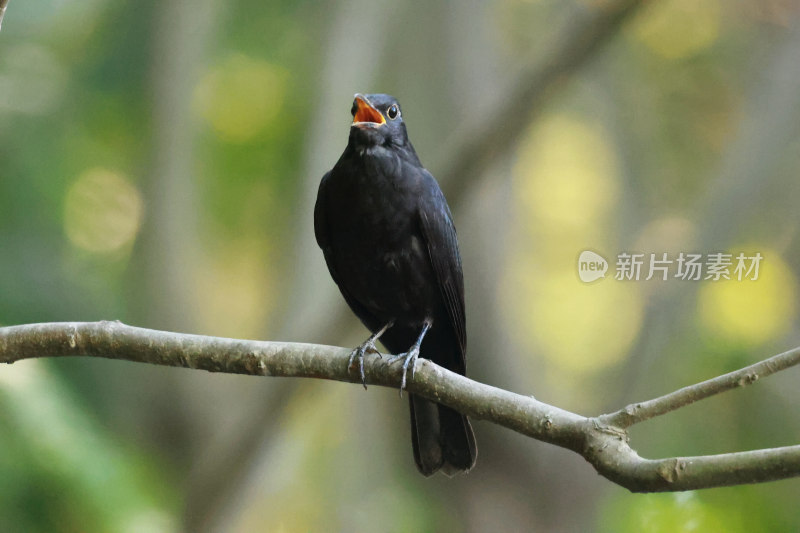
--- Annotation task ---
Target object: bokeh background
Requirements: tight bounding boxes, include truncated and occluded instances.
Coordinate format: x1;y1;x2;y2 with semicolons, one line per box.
2;0;800;531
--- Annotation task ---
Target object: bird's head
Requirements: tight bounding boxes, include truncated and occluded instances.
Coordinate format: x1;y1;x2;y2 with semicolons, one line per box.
348;93;410;150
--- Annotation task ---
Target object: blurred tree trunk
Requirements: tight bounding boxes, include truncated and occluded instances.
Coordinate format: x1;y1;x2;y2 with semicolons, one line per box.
126;0;218;472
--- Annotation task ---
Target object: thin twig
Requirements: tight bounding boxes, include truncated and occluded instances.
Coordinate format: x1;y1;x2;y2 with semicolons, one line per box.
2;321;799;493
601;345;800;428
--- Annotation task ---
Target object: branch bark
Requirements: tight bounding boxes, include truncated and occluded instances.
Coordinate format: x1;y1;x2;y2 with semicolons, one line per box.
2;321;799;493
601;345;800;428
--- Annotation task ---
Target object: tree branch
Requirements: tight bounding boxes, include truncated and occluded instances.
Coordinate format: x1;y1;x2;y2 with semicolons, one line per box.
2;321;799;492
600;345;800;428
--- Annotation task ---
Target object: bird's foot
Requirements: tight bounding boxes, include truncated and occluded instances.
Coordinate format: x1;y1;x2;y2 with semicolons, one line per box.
348;329;387;389
387;344;421;397
386;321;431;397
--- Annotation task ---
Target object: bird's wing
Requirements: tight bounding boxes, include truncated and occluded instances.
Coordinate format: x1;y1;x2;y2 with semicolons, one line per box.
313;171;333;251
417;171;467;368
314;171;383;332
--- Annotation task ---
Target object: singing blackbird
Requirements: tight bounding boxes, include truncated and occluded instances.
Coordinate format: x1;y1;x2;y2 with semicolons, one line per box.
314;93;477;476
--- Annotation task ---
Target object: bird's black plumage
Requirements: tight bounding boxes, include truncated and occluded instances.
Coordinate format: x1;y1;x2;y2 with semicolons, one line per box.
314;93;477;476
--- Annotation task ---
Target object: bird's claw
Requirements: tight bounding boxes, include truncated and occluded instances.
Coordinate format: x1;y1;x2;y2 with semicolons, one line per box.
348;337;383;389
387;345;421;397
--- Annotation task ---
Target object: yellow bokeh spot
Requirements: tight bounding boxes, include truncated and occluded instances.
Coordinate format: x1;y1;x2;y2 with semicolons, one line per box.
514;114;619;232
631;0;721;60
503;113;637;374
698;249;796;346
64;168;143;253
503;264;642;373
193;238;272;339
193;54;287;142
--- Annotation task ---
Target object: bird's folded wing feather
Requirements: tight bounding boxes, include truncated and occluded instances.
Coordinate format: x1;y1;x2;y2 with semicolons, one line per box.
417;171;467;370
314;172;382;331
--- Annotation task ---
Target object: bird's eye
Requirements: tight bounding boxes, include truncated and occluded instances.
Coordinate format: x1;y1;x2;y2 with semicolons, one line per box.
351;100;358;116
387;104;399;120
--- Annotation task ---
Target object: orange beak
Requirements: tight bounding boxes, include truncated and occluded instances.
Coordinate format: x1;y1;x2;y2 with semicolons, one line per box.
352;95;385;126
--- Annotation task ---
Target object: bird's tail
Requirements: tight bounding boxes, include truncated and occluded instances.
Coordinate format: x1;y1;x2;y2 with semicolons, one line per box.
409;394;477;476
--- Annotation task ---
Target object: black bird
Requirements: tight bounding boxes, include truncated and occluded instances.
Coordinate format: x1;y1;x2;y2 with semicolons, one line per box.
314;93;477;476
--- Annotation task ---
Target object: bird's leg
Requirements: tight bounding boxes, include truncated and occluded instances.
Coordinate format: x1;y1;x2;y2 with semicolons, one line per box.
387;320;432;395
349;321;393;389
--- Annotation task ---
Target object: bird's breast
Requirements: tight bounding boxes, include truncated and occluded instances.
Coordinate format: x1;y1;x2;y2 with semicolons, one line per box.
328;154;417;237
323;155;437;321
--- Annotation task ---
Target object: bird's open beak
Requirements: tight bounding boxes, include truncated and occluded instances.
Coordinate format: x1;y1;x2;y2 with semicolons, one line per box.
352;94;385;127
